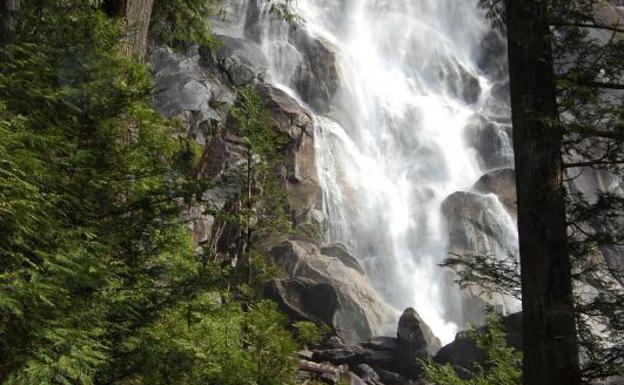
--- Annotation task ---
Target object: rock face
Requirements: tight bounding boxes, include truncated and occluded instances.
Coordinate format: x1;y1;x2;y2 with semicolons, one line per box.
291;31;340;113
472;168;517;217
464;115;514;171
441;190;520;323
151;45;235;145
148;6;397;363
205;34;268;86
244;0;340;113
396;308;441;378
442;191;516;259
150;40;324;248
267;239;393;344
266;277;338;326
296;309;443;384
254;83;323;227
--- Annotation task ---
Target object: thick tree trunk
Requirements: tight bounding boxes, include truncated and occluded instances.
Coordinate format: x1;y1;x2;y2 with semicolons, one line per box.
120;0;154;58
505;1;582;385
0;0;20;46
104;0;154;58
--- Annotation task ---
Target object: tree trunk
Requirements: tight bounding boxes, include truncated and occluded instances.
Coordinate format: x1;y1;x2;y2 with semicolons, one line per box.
505;1;582;385
120;0;154;58
0;0;20;46
104;0;153;58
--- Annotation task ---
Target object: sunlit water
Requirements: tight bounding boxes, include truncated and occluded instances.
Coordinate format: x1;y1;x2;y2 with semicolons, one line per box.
220;0;517;344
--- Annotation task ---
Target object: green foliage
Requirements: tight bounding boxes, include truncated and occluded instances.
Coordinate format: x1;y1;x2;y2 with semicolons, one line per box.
293;321;331;348
151;0;221;47
0;2;300;385
423;312;522;385
111;297;298;385
227;86;292;283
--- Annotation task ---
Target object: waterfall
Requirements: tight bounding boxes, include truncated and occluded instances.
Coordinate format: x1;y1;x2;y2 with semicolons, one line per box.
232;0;516;344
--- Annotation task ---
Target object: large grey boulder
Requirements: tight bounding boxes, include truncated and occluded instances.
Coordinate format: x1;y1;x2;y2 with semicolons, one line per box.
396;308;441;378
265;277;338;326
321;243;367;276
150;45;235;144
205;34;268;86
447;61;482;105
268;238;394;344
441;190;520;323
464;115;514;171
291;31;340;113
472;168;517;217
434;312;522;373
442;191;517;260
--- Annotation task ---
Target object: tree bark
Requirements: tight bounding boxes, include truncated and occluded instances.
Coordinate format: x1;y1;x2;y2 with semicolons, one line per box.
0;0;20;46
120;0;154;58
104;0;153;58
505;1;582;385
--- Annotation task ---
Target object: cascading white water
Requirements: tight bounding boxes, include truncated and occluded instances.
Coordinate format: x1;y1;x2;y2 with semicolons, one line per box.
241;0;517;344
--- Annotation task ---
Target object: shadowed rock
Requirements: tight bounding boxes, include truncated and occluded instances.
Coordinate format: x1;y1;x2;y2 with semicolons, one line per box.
396;308;441;378
434;312;523;373
268;238;394;344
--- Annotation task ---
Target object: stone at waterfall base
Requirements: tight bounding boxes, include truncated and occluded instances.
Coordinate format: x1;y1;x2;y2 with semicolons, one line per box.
296;308;442;385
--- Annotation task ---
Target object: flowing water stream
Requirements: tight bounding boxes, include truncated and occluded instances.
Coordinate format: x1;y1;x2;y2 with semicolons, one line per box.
218;0;517;344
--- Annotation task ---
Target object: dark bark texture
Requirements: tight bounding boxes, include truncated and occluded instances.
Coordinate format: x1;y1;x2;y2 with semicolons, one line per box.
505;1;582;385
0;0;20;46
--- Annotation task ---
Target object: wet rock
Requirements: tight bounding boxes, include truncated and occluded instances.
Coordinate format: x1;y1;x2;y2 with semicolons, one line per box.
354;364;381;383
291;31;340;113
258;84;322;226
255;80;313;140
441;190;520;323
269;239;394;344
373;367;406;385
476;30;508;81
464;115;514;171
361;336;398;352
438;59;482;105
396;308;441;378
207;35;268;86
363;350;397;372
313;346;368;366
265;277;338;326
321;243;367;276
472;168;517;217
456;65;482;105
442;190;517;261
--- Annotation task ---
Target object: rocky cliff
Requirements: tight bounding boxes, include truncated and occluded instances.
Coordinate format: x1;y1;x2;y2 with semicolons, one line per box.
148;1;393;344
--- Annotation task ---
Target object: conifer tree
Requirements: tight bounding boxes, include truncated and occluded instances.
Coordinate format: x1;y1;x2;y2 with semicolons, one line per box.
0;2;301;384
